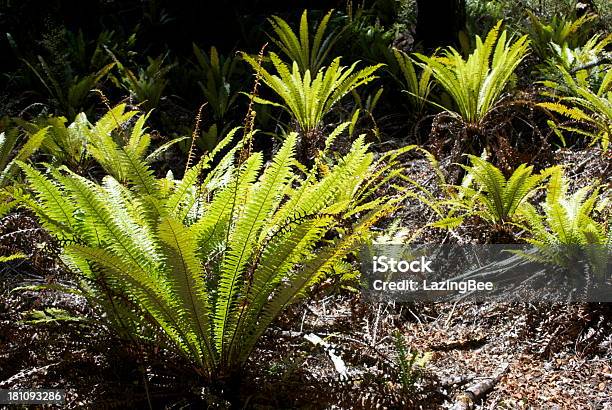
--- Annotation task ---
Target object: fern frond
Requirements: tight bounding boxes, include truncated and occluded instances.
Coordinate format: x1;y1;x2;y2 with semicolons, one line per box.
17;162;76;237
158;216;215;367
0;127;47;187
267;9;338;74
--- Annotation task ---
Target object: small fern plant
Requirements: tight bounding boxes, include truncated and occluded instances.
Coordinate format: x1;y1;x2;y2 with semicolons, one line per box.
243;52;381;157
434;154;551;229
539;66;612;152
391;48;433;115
193;44;239;124
16;53;114;119
192;45;241;151
525;10;597;61
415;21;530;127
393;331;430;395
18;104;185;178
18;126;402;381
109;53;175;111
520;167;610;273
267;9;340;74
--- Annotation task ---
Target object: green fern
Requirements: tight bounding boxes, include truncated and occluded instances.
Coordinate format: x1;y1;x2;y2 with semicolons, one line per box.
192;45;241;152
520;166;610;273
0;122;47;218
525;11;597;61
193;45;239;123
19;124;402;378
393;331;430;394
267;9;340;74
242;52;382;142
0;126;47;189
523;166;609;246
18;104;186;178
109;53;175;111
539;66;612;152
19;56;114;120
547;33;612;76
434;154;551;227
415;21;530;126
391;48;433;114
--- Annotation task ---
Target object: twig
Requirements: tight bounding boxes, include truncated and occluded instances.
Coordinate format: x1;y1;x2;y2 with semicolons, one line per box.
185;102;206;175
450;363;509;410
0;362;61;388
445;300;458;328
570;57;611;74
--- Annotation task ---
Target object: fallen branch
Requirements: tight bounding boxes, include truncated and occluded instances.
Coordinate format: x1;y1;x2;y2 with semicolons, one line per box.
569;56;611;74
0;362;61;388
304;333;349;380
450;363;509;410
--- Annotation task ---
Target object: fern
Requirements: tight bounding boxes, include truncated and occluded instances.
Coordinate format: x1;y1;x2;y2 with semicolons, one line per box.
193;45;239;126
520;166;610;274
539;66;612;151
525;11;597;61
19;104;185;178
20;56;114;120
242;51;382;142
0;126;47;188
20;125;401;379
544;33;612;83
435;154;551;227
0;121;46;219
523;167;608;247
267;9;340;74
415;21;530;126
109;53;175;111
393;331;430;394
391;48;433;114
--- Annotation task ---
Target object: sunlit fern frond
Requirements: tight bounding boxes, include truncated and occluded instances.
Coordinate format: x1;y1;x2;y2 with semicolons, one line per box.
267;9;340;74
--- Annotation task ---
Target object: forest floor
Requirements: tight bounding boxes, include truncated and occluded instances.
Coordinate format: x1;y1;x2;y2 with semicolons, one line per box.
1;271;610;409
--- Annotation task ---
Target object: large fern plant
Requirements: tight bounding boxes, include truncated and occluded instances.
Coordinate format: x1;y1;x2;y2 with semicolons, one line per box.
18;126;402;380
415;21;530;126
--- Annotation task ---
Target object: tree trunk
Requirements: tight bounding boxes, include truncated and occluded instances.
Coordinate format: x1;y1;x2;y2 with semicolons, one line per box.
415;0;466;52
576;0;596;17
